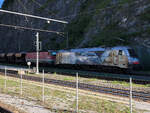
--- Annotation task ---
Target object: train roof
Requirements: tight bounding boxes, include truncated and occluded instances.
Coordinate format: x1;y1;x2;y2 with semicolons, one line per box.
70;47;105;52
58;46;132;53
58;47;105;53
110;46;131;50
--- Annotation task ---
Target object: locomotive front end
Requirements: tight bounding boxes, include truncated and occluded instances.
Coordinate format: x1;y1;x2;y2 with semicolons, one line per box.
127;49;140;70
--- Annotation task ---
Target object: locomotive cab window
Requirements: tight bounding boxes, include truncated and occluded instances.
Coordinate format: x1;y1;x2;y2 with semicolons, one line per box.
128;49;138;57
51;52;56;56
48;52;56;56
118;50;122;55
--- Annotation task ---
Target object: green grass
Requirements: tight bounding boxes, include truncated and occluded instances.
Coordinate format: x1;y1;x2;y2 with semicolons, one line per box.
145;84;150;87
0;75;143;113
63;77;75;81
112;80;150;88
72;96;136;113
112;81;130;87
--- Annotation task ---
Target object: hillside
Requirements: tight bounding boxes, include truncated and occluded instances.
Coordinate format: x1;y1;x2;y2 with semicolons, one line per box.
0;0;150;69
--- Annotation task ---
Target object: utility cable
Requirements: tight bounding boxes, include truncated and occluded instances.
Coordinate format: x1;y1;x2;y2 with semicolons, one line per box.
0;23;64;35
0;9;68;24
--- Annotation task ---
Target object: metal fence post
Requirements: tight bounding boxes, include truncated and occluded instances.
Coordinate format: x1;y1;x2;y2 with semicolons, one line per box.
20;69;23;95
130;77;132;113
76;72;79;113
36;32;39;74
4;67;7;89
42;69;45;102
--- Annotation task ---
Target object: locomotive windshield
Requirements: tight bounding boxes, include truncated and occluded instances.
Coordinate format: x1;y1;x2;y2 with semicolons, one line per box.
48;51;56;56
128;49;138;57
51;52;56;56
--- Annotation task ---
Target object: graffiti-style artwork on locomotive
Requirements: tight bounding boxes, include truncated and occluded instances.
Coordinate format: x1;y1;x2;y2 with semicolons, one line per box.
56;46;140;69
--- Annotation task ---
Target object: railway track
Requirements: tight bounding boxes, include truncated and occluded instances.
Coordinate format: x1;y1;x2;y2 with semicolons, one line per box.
0;64;150;84
0;70;149;102
0;62;150;76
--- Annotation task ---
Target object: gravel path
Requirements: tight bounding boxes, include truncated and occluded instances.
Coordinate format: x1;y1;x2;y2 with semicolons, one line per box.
0;94;53;113
0;85;150;113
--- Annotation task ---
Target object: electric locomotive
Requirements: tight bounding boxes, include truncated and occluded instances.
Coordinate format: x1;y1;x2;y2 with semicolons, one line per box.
56;46;140;69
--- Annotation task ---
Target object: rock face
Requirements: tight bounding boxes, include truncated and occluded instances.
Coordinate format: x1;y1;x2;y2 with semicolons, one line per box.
0;0;150;69
0;0;82;52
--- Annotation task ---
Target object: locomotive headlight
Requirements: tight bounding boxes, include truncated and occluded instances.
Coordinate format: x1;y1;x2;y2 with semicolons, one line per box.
133;61;139;65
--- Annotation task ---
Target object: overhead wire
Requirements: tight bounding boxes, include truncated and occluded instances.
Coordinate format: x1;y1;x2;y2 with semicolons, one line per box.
0;9;68;24
0;1;142;37
0;0;69;36
0;23;64;35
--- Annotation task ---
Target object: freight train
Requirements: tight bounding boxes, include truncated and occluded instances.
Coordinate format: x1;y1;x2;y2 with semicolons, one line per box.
0;46;140;70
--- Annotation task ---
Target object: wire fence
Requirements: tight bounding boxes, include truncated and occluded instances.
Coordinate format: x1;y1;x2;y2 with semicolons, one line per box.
0;67;149;113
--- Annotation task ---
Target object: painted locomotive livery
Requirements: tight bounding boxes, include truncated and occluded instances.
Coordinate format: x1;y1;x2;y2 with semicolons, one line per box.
0;46;140;69
56;46;139;69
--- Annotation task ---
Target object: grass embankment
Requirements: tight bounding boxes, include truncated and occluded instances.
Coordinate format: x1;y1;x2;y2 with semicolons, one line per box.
0;75;141;113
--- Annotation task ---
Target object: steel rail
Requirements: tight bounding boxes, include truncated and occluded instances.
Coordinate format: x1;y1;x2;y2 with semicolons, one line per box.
0;71;149;102
0;64;150;84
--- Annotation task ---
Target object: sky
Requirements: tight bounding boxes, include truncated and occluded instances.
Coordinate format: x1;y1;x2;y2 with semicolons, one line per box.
0;0;4;8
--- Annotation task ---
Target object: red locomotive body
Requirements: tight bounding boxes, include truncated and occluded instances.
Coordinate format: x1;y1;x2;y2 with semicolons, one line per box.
26;52;56;64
